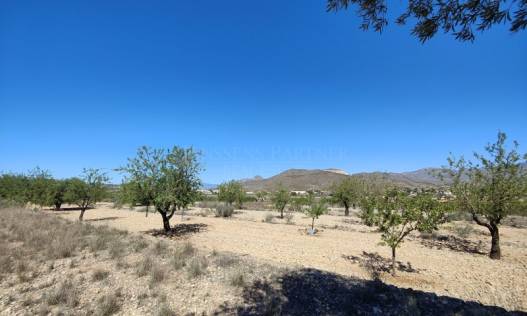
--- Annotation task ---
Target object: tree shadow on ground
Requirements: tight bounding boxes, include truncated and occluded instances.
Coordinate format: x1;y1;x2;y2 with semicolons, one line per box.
52;206;95;211
214;268;525;316
415;234;487;255
144;223;207;239
84;216;123;222
342;251;420;279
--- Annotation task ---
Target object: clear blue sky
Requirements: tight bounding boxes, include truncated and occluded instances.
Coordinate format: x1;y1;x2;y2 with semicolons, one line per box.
1;1;526;184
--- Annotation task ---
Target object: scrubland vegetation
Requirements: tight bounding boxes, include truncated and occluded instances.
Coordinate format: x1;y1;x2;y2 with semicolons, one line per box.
1;132;526;314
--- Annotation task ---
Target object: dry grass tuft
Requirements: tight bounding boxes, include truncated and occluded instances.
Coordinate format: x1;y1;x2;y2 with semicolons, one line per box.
187;255;208;279
45;279;78;307
92;268;110;281
95;292;121;316
229;270;246;287
156;303;177;316
136;257;154;277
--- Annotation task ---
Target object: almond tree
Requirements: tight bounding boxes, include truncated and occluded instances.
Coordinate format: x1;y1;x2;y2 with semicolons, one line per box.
119;146;201;232
218;180;245;209
306;199;328;232
330;177;363;216
272;186;290;219
65;168;108;221
444;132;527;259
364;189;445;276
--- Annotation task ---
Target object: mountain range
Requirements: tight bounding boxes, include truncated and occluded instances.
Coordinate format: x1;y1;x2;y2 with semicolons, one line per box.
237;167;447;191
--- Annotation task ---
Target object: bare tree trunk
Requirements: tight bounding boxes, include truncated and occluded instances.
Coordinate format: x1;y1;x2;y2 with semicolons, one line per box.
145;205;149;217
489;224;501;259
391;247;396;276
344;201;350;216
54;202;61;211
160;211;171;232
280;208;284;219
79;208;86;221
311;218;315;230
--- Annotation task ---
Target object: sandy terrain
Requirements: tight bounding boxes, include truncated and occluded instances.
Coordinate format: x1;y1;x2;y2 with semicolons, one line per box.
55;203;527;312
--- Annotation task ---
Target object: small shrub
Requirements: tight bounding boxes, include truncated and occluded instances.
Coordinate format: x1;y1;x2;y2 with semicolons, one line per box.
187;256;208;279
132;237;149;252
95;293;121;316
156;303;177;316
108;240;125;259
451;223;475;239
215;253;239;268
150;264;167;285
46;280;78;307
136;257;154;277
284;212;294;224
229;271;246;287
150;240;169;256
197;208;211;217
92;269;110;281
215;204;234;218
263;213;274;223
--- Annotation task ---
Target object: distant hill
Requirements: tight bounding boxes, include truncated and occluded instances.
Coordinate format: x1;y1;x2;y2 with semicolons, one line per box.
240;169;351;191
239;167;449;191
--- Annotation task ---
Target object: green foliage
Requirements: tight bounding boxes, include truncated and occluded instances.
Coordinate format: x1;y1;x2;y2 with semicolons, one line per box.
65;168;108;220
0;173;31;205
444;131;527;259
271;186;290;218
217;180;245;208
50;179;69;210
330;177;364;216
119;146;202;231
305;199;328;230
255;191;268;202
327;0;526;42
361;188;446;275
27;167;54;208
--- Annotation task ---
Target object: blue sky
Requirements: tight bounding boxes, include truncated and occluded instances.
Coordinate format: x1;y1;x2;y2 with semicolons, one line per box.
1;0;526;184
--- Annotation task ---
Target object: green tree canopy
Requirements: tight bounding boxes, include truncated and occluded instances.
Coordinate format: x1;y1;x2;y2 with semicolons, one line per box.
444;132;527;259
363;188;446;275
271;186;291;219
330;177;365;216
119;146;202;232
305;199;328;232
65;168;109;221
217;180;245;208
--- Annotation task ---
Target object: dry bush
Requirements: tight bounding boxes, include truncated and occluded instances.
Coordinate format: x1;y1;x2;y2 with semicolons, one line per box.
450;223;476;239
215;204;234;218
229;270;246;287
187;256;208;279
263;213;274;223
214;253;239;268
95;292;121;316
150;264;167;287
136;257;154;277
156;303;177;316
284;212;294;224
150;240;169;257
132;236;149;252
45;279;78;307
108;240;126;259
92;268;110;281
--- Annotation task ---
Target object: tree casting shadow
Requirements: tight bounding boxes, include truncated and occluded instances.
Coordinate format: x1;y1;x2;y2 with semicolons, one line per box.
416;234;487;255
84;216;123;222
343;251;420;279
214;268;525;316
144;223;207;239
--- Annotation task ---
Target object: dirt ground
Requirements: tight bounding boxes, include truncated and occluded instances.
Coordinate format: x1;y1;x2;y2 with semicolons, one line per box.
54;203;527;312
